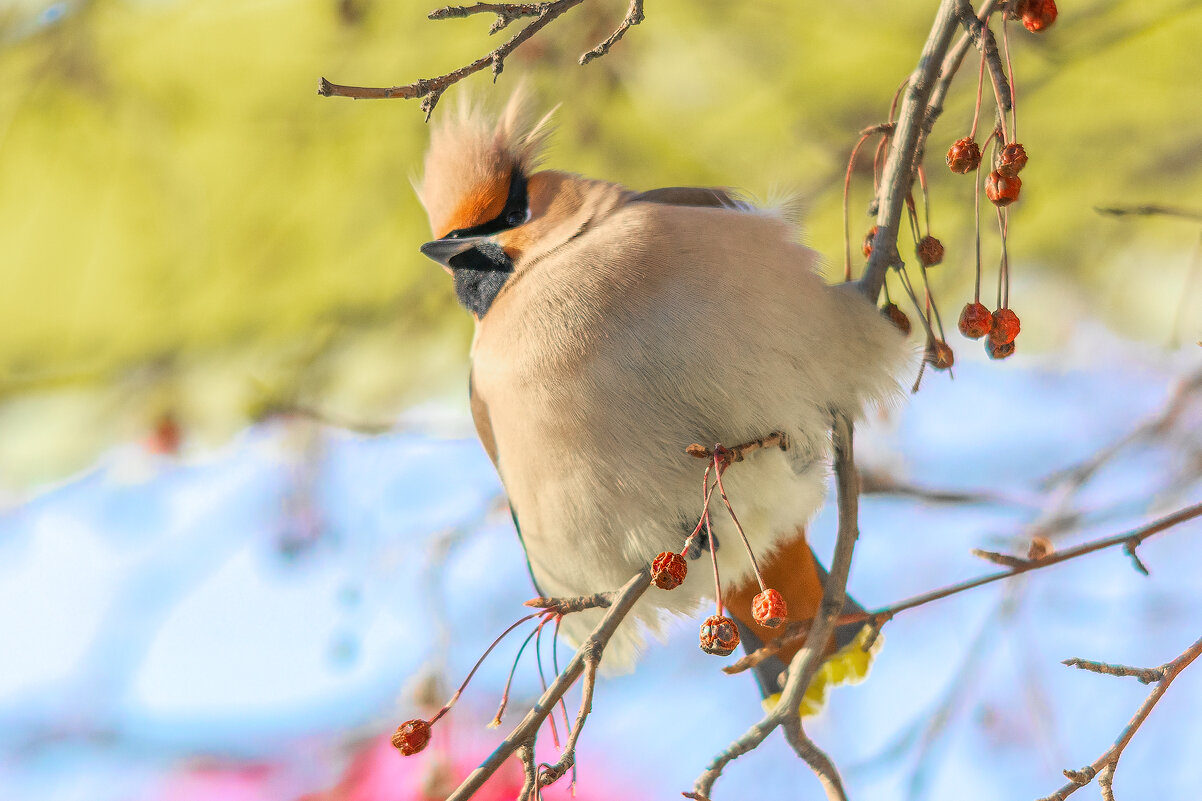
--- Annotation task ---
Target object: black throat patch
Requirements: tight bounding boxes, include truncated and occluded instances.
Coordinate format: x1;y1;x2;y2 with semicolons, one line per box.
450;240;514;317
442;170;528;318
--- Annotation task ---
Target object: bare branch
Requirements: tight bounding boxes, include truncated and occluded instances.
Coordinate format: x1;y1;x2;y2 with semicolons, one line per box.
318;0;584;115
1038;635;1202;801
319;0;644;115
726;501;1202;676
429;3;547;35
537;644;599;788
580;0;644;64
1061;658;1163;685
524;590;614;614
685;431;790;465
1095;204;1202;222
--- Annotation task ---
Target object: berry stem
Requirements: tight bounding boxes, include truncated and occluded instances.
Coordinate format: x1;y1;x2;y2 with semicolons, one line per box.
997;205;1011;308
843;129;880;283
918;164;932;235
532;613;562;748
712;455;768;593
896;266;940;345
704;465;724;616
973;147;983;302
873;133;889;194
491;621;543;727
888;75;909;123
680;469;720;557
1002;15;1017;142
970;48;986;140
431;610;545;726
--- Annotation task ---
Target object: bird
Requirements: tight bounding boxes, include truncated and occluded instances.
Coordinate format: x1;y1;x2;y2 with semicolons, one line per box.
414;88;908;707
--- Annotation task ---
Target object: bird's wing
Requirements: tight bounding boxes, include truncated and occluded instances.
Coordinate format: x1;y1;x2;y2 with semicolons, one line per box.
628;186;750;210
468;370;500;468
469;369;546;596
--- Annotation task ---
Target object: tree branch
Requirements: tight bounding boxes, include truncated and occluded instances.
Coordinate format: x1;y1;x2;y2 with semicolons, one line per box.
725;501;1202;676
860;0;1010;300
318;0;642;116
1037;635;1202;801
580;0;644;64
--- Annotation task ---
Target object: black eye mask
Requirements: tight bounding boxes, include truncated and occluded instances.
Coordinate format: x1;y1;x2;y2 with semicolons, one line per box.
443;170;529;240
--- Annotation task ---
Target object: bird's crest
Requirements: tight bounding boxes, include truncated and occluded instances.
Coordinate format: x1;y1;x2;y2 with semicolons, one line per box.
415;86;555;239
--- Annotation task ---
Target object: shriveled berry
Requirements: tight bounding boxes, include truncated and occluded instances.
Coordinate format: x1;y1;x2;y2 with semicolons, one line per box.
752;588;787;629
1020;0;1057;32
946;137;982;174
985;170;1021;206
1027;535;1053;560
392;719;431;755
862;226;878;259
926;340;955;370
916;235;945;267
986;338;1016;360
990;308;1021;345
958;302;994;339
651;551;687;590
998;142;1028;177
882;302;911;336
699;614;740;656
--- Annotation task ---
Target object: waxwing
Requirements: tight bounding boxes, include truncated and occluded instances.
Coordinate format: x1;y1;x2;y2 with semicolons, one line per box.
415;88;909;703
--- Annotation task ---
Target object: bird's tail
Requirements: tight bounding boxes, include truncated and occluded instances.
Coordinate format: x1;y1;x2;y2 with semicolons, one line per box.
725;528;880;716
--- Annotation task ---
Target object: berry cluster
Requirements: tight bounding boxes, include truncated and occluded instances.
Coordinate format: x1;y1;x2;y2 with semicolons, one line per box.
846;3;1054;375
655;441;795;659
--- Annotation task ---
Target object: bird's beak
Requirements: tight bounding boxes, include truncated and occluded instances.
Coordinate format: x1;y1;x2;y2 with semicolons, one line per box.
420;236;490;268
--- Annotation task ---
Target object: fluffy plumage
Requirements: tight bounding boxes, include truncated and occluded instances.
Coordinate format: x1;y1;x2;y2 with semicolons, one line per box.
416;91;908;678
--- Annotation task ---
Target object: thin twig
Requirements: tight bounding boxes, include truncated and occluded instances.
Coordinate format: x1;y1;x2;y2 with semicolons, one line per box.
318;0;585;115
537;644;599;787
524;591;614;614
1061;658;1164;685
726;502;1202;675
429;2;546;34
1037;635;1202;801
319;0;643;116
580;0;644;64
1095;204;1202;222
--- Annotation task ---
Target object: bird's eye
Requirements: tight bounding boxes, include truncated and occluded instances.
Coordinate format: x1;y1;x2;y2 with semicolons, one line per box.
506;210;525;226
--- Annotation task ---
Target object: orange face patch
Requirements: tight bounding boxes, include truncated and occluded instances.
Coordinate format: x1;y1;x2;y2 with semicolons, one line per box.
438;171;511;239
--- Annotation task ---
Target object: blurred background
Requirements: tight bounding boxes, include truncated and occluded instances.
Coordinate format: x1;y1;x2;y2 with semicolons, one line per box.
1;0;1200;799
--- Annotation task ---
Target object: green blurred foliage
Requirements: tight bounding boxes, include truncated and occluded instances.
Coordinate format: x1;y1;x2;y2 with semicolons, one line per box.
1;0;1200;482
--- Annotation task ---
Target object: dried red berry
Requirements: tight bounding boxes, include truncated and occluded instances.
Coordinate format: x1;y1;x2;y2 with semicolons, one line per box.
1019;0;1057;32
916;235;945;267
958;302;994;339
862;226;878;259
699;614;740;656
391;719;431;755
986;338;1016;360
946;137;982;174
985;170;1021;206
990;308;1021;345
882;302;911;336
651;551;687;590
926;340;955;370
998;142;1028;177
752;588;787;629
